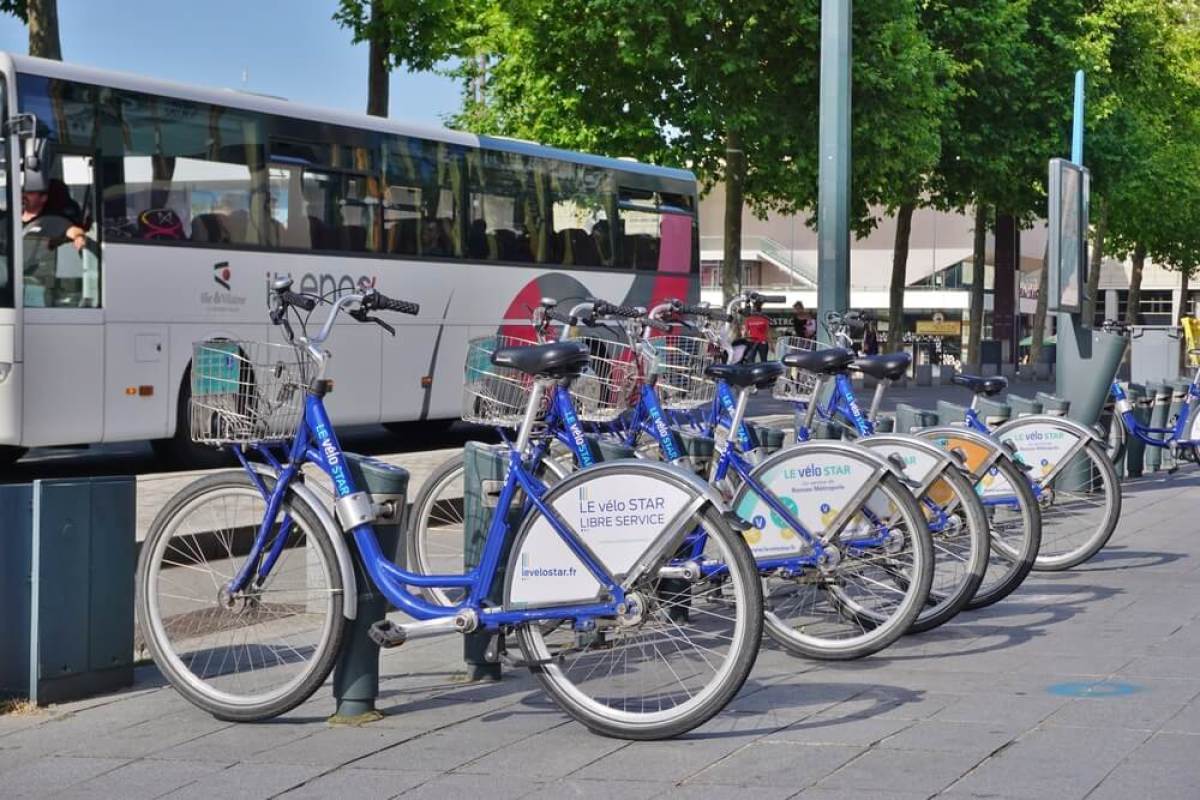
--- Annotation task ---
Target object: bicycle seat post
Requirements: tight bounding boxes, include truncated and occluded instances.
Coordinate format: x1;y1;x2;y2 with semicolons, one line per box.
514;379;550;456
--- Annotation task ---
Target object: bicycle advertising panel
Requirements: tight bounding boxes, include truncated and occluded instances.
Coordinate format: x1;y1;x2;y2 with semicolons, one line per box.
733;450;881;559
917;430;1016;500
859;436;956;507
507;471;691;606
996;422;1086;484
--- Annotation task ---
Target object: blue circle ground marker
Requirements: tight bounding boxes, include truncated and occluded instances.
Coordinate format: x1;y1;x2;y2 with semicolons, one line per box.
1047;681;1143;698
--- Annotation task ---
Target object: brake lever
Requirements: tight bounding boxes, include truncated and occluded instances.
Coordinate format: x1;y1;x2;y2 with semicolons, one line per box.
371;316;396;336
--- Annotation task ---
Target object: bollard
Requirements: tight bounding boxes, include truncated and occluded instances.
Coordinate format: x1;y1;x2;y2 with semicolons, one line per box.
914;364;933;386
975;397;1011;427
745;421;786;458
896;403;939;433
590;434;637;462
812;418;844;440
1145;382;1172;472
1125;383;1151;478
677;429;716;475
1007;394;1042;417
1035;392;1070;416
935;400;968;426
329;454;409;725
459;442;519;684
1168;380;1191;441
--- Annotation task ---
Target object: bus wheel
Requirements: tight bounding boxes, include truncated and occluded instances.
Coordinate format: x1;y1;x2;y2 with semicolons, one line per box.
0;445;27;468
150;377;233;468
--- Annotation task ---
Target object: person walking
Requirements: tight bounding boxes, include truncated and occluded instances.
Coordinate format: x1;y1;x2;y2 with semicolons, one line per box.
743;300;772;363
792;301;816;339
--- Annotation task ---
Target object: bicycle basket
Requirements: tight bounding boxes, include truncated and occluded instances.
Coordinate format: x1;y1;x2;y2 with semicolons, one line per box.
773;336;821;402
461;334;541;427
652;334;717;410
570;335;643;422
189;340;315;445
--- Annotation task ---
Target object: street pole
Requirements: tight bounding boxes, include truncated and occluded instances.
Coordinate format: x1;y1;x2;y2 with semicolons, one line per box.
817;0;851;342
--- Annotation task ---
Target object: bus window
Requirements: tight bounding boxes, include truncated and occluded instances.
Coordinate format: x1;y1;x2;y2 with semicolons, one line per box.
467;149;540;264
550;163;613;268
617;190;695;272
383;136;460;259
22;153;101;308
272;164;380;253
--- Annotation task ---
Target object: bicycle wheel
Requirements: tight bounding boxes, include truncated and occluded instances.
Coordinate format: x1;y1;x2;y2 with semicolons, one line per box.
965;455;1041;609
907;464;989;633
515;504;762;740
136;471;345;721
758;470;934;660
1099;405;1127;464
1029;438;1122;570
408;450;569;606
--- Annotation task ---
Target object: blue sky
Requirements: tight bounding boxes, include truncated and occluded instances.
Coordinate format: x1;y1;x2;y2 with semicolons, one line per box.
0;0;463;127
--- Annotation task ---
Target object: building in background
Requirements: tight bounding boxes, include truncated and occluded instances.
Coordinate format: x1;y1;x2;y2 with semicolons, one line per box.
698;184;1190;368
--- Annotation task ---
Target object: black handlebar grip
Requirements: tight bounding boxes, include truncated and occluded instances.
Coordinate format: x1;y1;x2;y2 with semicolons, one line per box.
377;294;420;315
280;290;317;312
752;293;786;303
546;309;576;325
593;300;642;318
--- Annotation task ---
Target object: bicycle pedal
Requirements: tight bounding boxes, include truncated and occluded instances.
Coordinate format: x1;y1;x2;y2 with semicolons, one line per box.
368;619;407;649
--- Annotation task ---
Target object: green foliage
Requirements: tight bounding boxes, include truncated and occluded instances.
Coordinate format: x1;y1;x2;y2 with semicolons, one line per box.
334;0;469;72
0;1;27;22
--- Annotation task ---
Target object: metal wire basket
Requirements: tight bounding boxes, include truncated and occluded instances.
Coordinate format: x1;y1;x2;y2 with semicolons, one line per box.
189;340;316;445
570;335;643;422
461;334;542;427
651;334;717;410
773;336;821;402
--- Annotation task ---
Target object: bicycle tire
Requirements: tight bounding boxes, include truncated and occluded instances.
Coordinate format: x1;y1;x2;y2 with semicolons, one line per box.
514;504;762;739
964;454;1042;609
1030;438;1122;570
136;471;345;722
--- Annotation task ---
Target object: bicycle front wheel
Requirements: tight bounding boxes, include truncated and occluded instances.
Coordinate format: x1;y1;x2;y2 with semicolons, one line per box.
136;471;345;721
515;505;763;740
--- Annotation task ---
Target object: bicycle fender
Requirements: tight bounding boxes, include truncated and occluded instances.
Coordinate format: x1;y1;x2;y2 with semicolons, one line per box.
992;414;1103;443
502;461;729;608
249;463;358;620
730;440;896;558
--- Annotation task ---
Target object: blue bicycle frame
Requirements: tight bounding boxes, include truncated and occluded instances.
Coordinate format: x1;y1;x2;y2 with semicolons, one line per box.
1109;379;1200;449
227;385;625;631
793;373;874;442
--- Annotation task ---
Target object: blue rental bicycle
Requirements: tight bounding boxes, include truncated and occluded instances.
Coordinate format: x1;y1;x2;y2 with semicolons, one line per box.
1098;319;1199;468
772;310;1039;614
136;280;763;739
412;297;935;660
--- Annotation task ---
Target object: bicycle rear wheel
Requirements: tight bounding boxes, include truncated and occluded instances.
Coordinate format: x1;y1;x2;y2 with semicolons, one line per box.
515;504;763;740
1029;438;1122;570
758;472;934;660
136;471;345;721
966;455;1042;608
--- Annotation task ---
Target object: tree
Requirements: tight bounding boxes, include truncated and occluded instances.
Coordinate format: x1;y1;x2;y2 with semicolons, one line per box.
0;0;62;60
452;0;823;302
334;0;469;117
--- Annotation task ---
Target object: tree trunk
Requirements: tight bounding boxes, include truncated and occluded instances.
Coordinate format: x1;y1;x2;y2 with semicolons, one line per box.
966;203;988;366
722;131;745;304
1126;242;1145;326
887;202;915;353
1083;197;1107;326
366;0;389;117
26;0;61;60
1028;242;1050;368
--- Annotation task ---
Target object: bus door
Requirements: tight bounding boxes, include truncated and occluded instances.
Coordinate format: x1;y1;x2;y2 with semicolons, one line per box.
20;151;106;446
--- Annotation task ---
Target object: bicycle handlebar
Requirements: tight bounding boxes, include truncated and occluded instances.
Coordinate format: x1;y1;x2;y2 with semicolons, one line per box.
592;299;644;319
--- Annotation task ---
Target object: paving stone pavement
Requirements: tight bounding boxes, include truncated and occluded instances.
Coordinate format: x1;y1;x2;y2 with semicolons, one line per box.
4;466;1200;799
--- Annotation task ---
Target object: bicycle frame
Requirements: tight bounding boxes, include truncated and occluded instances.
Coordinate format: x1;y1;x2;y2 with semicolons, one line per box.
793;373;874;442
227;386;626;631
1109;378;1200;449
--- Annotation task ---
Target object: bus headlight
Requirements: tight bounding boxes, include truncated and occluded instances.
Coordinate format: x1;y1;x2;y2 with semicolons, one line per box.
0;362;11;383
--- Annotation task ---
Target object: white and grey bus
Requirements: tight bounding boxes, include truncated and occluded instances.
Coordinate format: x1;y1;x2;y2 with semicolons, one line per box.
0;53;699;465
